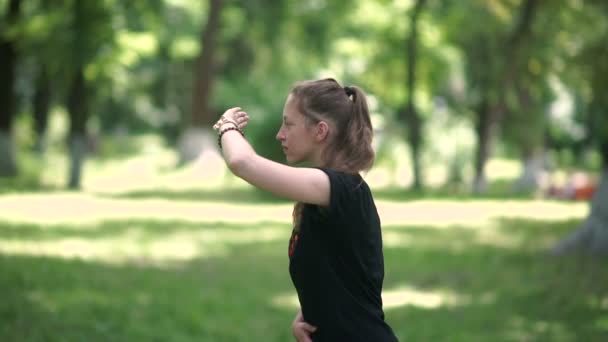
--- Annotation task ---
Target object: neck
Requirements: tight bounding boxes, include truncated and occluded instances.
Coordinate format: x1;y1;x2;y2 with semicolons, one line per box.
310;149;325;168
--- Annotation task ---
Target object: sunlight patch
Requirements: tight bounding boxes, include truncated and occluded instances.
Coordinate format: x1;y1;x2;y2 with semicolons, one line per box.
474;225;522;248
507;316;574;340
0;237;224;265
382;286;468;309
383;231;415;247
271;293;300;309
0;193;293;225
0;195;587;228
0;226;286;266
271;286;468;311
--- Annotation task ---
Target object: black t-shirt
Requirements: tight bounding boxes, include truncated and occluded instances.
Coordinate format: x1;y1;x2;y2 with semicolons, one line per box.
288;168;398;342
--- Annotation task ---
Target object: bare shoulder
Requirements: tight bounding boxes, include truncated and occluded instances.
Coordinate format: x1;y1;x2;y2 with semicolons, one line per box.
230;155;330;206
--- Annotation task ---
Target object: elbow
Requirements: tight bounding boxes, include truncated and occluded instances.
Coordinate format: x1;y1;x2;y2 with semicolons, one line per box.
227;154;253;177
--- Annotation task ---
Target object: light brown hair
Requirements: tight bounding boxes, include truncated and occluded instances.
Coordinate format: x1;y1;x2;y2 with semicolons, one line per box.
289;78;375;230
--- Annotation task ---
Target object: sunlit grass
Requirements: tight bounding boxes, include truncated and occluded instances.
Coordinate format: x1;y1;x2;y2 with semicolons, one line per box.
273;285;468;311
0;192;587;226
1;191;607;341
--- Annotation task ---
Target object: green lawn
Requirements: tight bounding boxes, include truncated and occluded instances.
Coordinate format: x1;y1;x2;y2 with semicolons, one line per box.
0;193;607;341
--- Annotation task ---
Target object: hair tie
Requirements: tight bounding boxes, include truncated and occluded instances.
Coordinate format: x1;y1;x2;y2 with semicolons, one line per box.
344;86;355;98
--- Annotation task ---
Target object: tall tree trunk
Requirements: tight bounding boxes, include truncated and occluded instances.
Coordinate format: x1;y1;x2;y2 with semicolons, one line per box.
0;0;22;177
473;99;492;193
400;0;426;191
552;168;608;256
553;92;608;255
514;147;545;192
178;0;224;164
66;68;89;189
65;0;93;189
513;87;545;193
155;38;180;144
33;64;51;155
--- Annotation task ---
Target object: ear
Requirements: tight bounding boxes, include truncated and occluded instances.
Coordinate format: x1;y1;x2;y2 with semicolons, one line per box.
314;121;330;142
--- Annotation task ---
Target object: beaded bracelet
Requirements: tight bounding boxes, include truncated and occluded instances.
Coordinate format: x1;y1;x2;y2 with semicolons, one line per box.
218;126;245;149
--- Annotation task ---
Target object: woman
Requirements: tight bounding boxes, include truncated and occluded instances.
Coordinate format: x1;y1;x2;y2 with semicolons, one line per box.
214;78;398;342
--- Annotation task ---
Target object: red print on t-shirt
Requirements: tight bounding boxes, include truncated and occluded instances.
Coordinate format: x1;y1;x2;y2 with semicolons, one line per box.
289;231;298;257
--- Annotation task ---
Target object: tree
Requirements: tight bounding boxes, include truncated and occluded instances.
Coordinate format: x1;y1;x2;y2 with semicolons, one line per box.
552;4;608;254
178;0;225;164
398;0;427;191
32;63;51;155
553;121;608;255
65;0;114;189
0;0;21;177
442;0;538;193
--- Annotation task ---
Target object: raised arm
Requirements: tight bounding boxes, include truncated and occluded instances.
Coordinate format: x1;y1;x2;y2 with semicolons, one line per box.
216;107;330;206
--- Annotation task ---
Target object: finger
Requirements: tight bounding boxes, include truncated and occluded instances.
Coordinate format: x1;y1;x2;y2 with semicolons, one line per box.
225;107;241;116
294;331;313;342
301;323;317;333
300;334;313;342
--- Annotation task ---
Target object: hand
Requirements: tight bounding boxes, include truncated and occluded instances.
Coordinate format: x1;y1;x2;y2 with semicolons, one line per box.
292;310;317;342
216;107;249;131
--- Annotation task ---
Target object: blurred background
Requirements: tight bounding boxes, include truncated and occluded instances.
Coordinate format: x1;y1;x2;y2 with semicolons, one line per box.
0;0;607;341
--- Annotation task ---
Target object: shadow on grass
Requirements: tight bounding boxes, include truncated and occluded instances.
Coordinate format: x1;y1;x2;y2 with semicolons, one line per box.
1;217;607;341
99;178;538;204
0;177;63;195
1;176;548;207
0;246;294;341
372;179;536;202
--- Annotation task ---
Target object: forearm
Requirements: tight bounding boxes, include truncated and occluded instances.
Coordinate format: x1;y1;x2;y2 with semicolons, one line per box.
219;124;256;173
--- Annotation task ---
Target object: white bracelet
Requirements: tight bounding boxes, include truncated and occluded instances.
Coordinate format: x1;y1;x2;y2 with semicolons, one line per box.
213;117;239;131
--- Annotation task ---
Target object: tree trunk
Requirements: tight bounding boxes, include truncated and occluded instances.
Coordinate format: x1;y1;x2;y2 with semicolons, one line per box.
64;0;93;189
0;131;17;177
0;0;22;177
552;168;608;255
67;134;88;189
473;99;491;193
179;0;224;164
553;130;608;255
66;68;89;189
513;147;546;193
406;108;423;191
33;64;51;155
401;0;426;191
191;0;223;127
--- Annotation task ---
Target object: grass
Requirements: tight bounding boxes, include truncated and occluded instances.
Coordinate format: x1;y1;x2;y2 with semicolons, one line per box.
0;137;606;341
0;194;607;341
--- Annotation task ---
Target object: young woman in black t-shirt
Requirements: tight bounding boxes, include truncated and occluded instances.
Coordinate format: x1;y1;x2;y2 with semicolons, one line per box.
214;78;398;342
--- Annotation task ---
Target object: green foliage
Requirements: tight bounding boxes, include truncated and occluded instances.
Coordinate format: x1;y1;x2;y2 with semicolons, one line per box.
5;0;608;188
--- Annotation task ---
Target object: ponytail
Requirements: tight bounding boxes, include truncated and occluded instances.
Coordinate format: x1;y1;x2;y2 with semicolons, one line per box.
341;85;374;172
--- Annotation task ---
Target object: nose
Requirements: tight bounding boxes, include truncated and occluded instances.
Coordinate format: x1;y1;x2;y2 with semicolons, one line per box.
276;127;285;142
